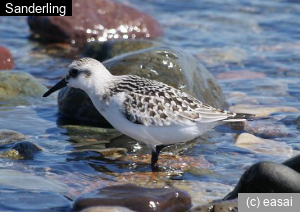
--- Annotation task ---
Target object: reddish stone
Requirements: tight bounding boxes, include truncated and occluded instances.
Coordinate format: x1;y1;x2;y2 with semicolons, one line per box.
0;46;14;70
27;0;163;46
73;184;192;212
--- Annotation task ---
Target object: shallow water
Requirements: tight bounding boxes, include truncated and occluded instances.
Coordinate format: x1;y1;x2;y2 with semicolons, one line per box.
1;0;300;210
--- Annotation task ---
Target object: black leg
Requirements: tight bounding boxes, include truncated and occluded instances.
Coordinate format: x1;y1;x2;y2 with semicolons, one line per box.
151;145;166;171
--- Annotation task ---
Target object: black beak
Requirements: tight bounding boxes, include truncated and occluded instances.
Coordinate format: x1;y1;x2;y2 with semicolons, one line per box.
43;78;68;97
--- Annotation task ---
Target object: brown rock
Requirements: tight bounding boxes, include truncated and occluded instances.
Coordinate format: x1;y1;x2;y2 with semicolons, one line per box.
73;184;192;212
0;46;14;70
81;206;134;212
27;0;163;46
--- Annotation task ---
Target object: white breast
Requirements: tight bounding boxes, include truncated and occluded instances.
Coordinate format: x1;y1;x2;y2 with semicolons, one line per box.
89;93;217;150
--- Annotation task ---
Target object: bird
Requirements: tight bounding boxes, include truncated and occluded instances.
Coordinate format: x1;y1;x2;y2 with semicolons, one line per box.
43;57;253;171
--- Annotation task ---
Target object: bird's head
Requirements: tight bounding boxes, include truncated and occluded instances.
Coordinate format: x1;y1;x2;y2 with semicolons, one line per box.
43;58;112;97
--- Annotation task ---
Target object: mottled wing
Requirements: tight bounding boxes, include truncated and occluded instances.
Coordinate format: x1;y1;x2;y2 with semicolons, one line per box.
113;75;236;126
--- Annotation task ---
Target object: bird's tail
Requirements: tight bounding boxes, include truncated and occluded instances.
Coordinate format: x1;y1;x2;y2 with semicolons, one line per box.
222;113;255;122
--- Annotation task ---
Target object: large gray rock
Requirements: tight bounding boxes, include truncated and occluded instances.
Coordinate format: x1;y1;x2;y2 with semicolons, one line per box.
283;154;300;173
0;71;46;101
224;161;300;200
58;47;226;125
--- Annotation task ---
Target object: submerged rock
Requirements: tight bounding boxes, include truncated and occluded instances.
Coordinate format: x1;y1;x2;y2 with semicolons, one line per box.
0;129;25;144
62;125;121;145
196;47;247;66
83;40;160;62
224;161;300;200
244;119;291;138
27;0;163;45
0;169;68;192
216;70;265;81
0;190;71;211
0;46;14;70
117;154;213;173
0;141;42;159
0;71;46;101
58;47;226;124
73;184;192;212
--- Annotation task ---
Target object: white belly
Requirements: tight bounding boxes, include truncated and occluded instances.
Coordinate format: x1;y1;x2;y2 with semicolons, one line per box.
90;93;217;150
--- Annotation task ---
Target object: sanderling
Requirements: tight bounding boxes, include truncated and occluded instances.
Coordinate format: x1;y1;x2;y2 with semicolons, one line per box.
44;58;253;170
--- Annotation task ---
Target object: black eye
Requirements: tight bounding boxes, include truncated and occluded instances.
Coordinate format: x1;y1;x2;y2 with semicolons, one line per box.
70;69;79;77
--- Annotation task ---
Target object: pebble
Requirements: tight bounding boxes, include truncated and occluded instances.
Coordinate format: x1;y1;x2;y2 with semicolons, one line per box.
235;133;294;157
0;46;14;70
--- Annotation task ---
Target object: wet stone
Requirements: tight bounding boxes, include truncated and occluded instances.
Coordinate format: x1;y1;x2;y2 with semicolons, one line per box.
244;119;292;138
81;206;135;212
0;71;46;101
0;141;42;159
96;148;127;159
72;184;192;212
73;148;127;160
172;181;233;206
0;129;25;144
0;46;14;70
283;154;300;173
62;125;122;146
58;47;226;124
117;154;213;173
224;161;300;200
235;133;294;157
106;134;148;155
28;0;163;46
